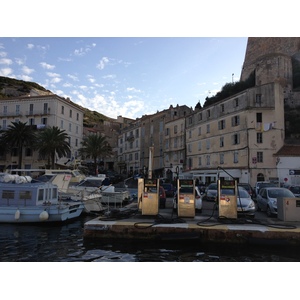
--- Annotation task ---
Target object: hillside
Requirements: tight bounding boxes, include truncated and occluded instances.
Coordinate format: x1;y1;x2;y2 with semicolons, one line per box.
0;76;108;126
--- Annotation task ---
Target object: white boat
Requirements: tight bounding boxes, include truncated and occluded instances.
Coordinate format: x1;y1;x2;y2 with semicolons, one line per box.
0;173;84;223
41;173;105;214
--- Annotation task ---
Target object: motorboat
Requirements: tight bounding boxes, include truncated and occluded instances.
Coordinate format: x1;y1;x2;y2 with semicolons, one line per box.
0;173;84;223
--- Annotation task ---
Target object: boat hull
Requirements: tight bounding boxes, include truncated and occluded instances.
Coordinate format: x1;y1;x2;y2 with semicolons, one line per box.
0;203;84;223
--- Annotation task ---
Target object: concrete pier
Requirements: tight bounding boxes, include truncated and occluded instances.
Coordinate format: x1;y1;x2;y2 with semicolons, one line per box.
83;198;300;245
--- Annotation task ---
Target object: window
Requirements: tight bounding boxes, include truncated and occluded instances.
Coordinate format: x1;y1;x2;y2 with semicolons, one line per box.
232;115;240;126
198;126;201;136
69;110;72;118
206;139;210;150
233;151;238;163
61;106;64;114
29;104;34;115
232;133;240;145
256;94;262;105
198;157;202;166
220;153;224;164
25;148;32;157
165;128;169;136
3;106;7;115
174;137;177;148
16;105;20;115
234;98;239;107
188;158;192;169
188;143;192;153
257;151;263;163
189;130;192;138
188;116;193;125
69;123;72;132
29;118;34;125
206;155;210;166
174;125;177;134
76;113;79;121
220;104;225;112
44;103;48;114
198;112;202;121
256;113;262;123
2;119;7;129
220;137;224;147
60;120;64;129
41;117;47;125
207;110;210;118
165;140;169;149
218;119;226;130
198;141;202;151
257;132;263;143
206;124;210;133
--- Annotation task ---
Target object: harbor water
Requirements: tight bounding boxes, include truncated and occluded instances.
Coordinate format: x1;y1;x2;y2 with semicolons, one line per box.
1;213;300;262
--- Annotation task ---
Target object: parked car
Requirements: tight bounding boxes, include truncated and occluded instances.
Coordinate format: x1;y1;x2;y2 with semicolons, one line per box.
255;181;277;196
202;182;218;201
159;186;166;209
161;183;175;197
256;187;295;217
173;186;202;213
238;183;255;199
288;185;300;197
236;187;256;217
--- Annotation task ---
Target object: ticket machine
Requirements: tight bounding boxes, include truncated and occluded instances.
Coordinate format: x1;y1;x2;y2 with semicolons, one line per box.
177;179;195;218
141;178;159;216
217;179;237;219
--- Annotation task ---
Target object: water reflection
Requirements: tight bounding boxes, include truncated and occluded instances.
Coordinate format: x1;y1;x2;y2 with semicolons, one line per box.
1;215;300;262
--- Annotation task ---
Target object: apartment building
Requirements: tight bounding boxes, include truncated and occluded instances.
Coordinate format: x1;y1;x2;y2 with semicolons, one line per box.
164;116;187;181
0;94;84;170
118;105;193;178
185;81;285;187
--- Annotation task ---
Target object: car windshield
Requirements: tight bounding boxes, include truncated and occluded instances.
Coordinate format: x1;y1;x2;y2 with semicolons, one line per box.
268;189;294;198
238;189;250;198
291;186;300;193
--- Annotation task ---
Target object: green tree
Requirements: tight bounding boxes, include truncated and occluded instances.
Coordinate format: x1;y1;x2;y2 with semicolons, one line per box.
35;126;71;169
0;121;36;169
79;134;112;175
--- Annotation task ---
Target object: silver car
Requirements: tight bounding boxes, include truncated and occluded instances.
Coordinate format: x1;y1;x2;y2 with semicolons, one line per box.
256;187;295;217
236;187;256;217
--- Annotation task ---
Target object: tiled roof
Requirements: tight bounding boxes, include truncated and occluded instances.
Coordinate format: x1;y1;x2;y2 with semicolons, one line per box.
274;145;300;156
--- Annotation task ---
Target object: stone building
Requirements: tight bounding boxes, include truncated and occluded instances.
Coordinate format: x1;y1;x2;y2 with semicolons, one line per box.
183;37;300;187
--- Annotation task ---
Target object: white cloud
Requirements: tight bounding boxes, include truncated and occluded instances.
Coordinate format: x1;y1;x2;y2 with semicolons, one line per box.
46;72;60;77
96;57;109;70
27;44;34;49
0;58;12;65
40;62;55;70
126;87;141;93
15;58;25;65
19;74;33;81
0;68;13;76
102;74;116;79
0;51;7;57
68;74;79;81
22;66;34;75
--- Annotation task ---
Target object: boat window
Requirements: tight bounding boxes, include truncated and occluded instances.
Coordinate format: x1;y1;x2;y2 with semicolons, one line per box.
20;191;32;200
38;189;44;201
2;190;14;199
52;187;57;199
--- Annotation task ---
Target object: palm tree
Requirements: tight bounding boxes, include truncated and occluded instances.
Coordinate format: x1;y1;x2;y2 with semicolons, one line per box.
35;126;71;169
79;134;112;175
0;121;36;169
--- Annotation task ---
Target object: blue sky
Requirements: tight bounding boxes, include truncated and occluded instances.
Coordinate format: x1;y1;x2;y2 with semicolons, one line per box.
0;1;294;120
0;37;248;119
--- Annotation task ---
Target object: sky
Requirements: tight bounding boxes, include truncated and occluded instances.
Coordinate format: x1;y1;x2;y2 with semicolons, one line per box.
0;37;248;119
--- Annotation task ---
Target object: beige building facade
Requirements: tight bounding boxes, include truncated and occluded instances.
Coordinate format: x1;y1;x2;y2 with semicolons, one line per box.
0;94;84;171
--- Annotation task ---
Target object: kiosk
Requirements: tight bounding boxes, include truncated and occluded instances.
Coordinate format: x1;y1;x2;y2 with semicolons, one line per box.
218;179;237;219
141;178;159;216
177;179;195;217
